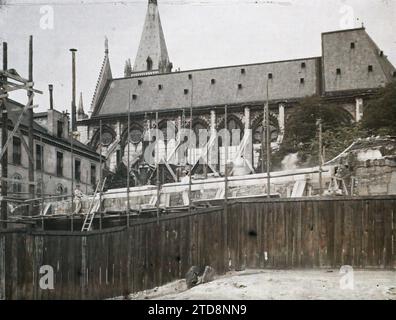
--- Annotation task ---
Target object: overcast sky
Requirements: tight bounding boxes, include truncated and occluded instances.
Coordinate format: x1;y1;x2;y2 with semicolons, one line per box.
1;0;395;113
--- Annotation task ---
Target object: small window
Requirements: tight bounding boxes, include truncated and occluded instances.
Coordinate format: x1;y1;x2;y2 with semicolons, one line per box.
336;68;341;75
56;152;63;177
211;79;216;84
241;68;246;74
57;120;63;138
11;174;22;195
184;89;189;94
350;42;355;49
188;74;192;80
301;62;306;68
300;78;305;84
75;159;81;182
393;71;396;77
13;137;22;165
238;84;243;89
36;144;43;171
379;51;384;57
368;65;373;72
137;79;143;85
132;94;137;100
158;84;163;90
90;164;97;186
268;73;273;79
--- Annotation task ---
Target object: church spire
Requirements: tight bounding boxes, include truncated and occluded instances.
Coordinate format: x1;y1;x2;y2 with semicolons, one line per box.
124;58;132;77
90;36;113;116
133;0;172;73
77;92;88;120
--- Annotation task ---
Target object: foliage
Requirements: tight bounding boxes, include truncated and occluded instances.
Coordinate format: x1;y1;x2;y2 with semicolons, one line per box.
361;81;396;135
272;95;353;168
105;162;127;189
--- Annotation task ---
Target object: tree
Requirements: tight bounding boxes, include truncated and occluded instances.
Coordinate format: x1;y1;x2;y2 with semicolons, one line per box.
361;81;396;135
273;95;353;168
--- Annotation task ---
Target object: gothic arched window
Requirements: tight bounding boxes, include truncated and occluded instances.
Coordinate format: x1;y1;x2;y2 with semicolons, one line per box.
218;116;243;147
193;121;208;147
101;131;114;147
146;56;153;71
252;125;279;144
129;126;143;145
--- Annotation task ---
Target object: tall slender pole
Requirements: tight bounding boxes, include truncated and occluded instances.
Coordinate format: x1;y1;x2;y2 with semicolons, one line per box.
70;49;77;132
265;80;271;198
40;135;44;215
70;129;74;231
188;77;193;213
261;105;265;174
28;36;35;214
318;117;323;196
127;93;131;227
155;112;160;220
99;120;103;230
40;135;44;229
1;42;8;228
224;105;228;206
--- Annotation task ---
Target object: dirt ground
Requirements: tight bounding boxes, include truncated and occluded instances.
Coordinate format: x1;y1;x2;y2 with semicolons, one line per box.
125;269;396;300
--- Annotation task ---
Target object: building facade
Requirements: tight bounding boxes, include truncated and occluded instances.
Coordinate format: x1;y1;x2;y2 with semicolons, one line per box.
77;0;396;186
0;98;104;207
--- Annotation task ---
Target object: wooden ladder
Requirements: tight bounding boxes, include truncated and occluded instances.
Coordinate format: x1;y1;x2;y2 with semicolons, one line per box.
81;177;107;232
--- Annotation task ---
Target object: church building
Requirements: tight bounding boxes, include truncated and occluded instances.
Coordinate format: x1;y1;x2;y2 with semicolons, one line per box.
76;0;396;186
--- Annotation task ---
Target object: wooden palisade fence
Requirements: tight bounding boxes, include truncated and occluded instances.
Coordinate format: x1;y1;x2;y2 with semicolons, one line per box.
0;196;395;299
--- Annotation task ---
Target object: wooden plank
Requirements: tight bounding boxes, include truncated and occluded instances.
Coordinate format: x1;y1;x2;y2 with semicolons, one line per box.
0;235;5;300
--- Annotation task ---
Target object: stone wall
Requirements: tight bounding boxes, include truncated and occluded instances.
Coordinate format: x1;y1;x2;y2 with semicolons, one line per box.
355;159;396;196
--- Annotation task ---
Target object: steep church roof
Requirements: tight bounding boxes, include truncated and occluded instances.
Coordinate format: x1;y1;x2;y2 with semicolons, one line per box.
95;57;321;116
91;28;395;118
90;37;112;116
133;0;172;73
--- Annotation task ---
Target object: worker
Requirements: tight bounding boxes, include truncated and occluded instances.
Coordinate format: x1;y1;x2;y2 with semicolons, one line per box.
73;184;85;215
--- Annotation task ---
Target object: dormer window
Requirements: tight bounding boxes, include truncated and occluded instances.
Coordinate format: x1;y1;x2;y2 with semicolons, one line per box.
211;79;216;84
368;65;373;72
301;62;306;69
336;68;341;75
350;42;355;49
146;57;153;71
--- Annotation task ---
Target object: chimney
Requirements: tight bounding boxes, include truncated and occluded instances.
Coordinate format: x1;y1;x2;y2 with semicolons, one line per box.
70;48;77;132
49;84;54;110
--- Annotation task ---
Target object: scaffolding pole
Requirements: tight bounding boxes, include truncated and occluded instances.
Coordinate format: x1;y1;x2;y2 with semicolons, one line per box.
265;80;271;198
28;36;35;214
1;42;8;229
127;92;131;227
